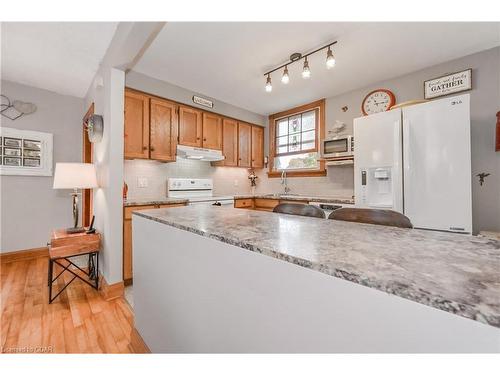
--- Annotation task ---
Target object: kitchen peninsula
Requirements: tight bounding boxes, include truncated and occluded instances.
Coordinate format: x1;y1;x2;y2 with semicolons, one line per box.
132;205;500;353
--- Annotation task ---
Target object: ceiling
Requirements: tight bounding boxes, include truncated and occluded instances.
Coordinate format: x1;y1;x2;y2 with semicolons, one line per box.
1;22;118;98
134;22;500;115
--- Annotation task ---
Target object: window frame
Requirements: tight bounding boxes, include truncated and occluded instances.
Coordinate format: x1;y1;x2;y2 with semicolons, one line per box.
268;99;326;178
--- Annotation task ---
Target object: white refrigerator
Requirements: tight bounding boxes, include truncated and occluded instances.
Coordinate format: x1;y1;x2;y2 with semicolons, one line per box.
354;94;472;233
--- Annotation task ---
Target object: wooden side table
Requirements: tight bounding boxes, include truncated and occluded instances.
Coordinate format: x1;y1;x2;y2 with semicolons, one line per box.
48;229;101;303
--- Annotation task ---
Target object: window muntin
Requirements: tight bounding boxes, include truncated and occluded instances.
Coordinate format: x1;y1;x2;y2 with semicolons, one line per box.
273;109;319;171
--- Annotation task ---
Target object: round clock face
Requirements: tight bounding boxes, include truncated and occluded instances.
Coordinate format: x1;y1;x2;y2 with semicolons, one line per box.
362;89;395;115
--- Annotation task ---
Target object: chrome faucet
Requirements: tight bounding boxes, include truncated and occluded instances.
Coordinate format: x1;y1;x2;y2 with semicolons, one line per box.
281;170;291;194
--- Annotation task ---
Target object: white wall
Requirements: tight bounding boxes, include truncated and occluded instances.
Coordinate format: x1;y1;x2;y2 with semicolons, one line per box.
0;80;84;252
84;67;125;284
257;47;500;232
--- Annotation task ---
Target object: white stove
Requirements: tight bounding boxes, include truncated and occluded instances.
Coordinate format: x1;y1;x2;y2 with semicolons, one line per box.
167;178;234;206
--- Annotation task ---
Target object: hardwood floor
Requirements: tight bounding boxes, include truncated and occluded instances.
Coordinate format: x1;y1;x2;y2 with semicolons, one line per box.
1;255;149;353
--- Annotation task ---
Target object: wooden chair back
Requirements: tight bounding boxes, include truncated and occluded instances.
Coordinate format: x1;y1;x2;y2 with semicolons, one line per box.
328;208;413;228
273;203;326;219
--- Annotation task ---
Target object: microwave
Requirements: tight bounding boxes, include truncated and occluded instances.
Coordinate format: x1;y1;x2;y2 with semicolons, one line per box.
321;135;354;159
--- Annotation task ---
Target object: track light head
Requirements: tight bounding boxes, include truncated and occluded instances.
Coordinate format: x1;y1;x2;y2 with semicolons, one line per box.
265;74;272;92
326;46;336;69
302;57;311;79
281;66;290;84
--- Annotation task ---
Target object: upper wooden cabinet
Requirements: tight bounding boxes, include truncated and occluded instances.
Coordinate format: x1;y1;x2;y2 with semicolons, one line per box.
178;106;202;147
124;91;149;159
202;112;223;150
238;122;252;167
150;98;178;162
251;125;264;168
221;118;238;166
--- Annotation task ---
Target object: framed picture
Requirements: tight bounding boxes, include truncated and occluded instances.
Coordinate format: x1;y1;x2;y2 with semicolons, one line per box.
23;158;41;167
4;137;22;148
0;127;53;176
23;139;41;150
4;147;22;156
23;149;41;158
4;157;22;166
424;69;472;99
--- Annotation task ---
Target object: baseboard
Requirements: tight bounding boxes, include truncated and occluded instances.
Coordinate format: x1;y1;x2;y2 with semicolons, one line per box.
100;275;125;301
0;247;49;263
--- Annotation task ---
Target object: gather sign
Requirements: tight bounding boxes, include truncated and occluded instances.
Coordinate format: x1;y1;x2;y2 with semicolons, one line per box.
424;69;472;99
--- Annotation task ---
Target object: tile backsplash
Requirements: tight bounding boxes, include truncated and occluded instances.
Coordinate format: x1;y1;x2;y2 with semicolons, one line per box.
124;158;253;199
255;165;354;198
124;158;354;200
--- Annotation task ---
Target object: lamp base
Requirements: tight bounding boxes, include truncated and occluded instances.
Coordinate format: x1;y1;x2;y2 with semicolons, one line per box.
66;226;86;234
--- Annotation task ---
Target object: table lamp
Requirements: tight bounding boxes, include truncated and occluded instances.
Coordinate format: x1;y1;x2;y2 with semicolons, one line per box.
53;162;98;233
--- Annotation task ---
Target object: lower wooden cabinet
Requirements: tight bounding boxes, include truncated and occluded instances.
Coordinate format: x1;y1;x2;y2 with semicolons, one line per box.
123;203;186;283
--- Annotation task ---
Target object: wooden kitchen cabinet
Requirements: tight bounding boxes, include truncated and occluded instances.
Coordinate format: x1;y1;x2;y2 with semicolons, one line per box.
234;198;254;209
123;203;186;283
202;112;223;150
238;122;252;167
150;98;178;162
219;118;239;166
251;125;264;168
124;90;150;159
179;106;203;147
254;198;280;211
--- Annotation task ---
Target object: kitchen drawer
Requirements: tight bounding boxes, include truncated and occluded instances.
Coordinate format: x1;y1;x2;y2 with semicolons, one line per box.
124;205;156;220
254;198;280;209
234;199;254;209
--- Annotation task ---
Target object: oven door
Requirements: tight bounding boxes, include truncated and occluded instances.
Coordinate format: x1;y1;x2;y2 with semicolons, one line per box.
322;137;352;158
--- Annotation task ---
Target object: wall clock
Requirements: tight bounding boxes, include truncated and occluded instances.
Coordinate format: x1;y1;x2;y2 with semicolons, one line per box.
361;89;396;116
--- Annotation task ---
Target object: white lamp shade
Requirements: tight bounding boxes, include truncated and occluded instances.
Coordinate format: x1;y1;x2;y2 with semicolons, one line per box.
53;163;98;189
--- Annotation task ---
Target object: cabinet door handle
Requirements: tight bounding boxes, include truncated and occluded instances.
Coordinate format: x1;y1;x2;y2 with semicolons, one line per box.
143;146;148;150
203;138;206;142
150;147;155;151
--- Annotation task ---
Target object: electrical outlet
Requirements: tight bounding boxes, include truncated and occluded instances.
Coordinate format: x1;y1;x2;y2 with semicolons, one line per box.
137;177;148;188
234;180;239;187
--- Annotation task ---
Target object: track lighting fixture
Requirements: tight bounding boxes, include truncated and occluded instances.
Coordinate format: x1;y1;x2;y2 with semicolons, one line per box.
302;57;311;79
264;41;337;92
265;74;272;92
326;46;336;69
281;65;290;84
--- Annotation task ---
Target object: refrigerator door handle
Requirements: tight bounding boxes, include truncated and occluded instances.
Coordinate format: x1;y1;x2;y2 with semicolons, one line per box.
403;119;410;172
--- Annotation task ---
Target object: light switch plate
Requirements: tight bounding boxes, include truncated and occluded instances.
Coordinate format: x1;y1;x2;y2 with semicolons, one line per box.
137;177;148;188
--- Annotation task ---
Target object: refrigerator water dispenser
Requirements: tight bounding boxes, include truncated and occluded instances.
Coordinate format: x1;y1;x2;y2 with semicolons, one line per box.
359;167;394;208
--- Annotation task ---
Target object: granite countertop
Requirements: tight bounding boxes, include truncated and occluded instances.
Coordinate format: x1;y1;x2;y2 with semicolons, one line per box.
134;205;500;328
123;197;188;207
234;194;355;205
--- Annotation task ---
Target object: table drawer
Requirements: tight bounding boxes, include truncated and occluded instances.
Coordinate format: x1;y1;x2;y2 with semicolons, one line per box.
234;199;254;209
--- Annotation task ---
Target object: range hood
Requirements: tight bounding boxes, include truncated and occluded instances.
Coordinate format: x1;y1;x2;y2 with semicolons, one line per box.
176;145;225;162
